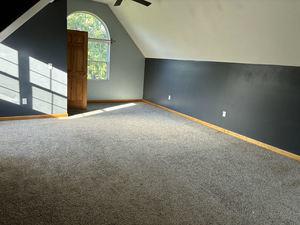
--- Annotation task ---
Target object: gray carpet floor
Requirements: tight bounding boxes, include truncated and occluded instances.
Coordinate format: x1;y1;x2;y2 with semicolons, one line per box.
0;102;299;225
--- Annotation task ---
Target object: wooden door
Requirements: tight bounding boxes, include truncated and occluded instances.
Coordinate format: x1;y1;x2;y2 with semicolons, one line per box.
67;30;88;109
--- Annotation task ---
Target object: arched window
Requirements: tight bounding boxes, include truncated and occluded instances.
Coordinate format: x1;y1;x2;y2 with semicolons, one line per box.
67;12;111;80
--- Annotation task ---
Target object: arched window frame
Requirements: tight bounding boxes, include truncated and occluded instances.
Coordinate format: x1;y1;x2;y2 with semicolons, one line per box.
67;11;111;80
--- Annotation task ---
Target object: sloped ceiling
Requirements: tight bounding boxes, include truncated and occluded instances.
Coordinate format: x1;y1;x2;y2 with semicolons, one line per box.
94;0;300;66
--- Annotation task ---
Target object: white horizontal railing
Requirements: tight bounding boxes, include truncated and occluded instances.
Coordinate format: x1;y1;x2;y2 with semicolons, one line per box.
0;0;54;43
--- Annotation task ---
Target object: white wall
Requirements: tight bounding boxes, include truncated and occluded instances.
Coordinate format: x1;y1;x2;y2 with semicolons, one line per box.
97;0;300;66
68;0;145;100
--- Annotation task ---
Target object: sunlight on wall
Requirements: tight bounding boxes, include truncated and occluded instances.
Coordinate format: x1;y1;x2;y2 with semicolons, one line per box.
0;44;19;78
32;86;67;114
0;43;20;104
29;56;67;114
29;57;51;89
0;74;20;104
0;44;68;115
51;67;67;96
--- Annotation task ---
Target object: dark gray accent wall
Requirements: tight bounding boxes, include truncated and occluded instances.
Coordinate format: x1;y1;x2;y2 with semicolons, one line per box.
0;0;67;117
144;58;300;155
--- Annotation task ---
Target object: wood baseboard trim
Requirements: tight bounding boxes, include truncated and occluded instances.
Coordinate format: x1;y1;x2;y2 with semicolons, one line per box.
88;99;143;103
0;113;68;121
142;100;300;162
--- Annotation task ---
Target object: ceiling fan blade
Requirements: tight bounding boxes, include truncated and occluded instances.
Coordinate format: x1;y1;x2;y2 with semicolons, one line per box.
114;0;123;6
131;0;152;7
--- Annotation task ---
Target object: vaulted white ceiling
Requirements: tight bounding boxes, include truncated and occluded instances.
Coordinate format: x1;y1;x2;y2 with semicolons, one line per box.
94;0;300;66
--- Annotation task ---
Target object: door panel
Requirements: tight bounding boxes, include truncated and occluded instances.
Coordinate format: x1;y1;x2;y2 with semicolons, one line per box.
67;30;88;109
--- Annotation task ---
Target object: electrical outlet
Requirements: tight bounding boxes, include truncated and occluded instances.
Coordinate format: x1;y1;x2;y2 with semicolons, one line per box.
168;95;171;101
22;98;27;105
222;111;227;118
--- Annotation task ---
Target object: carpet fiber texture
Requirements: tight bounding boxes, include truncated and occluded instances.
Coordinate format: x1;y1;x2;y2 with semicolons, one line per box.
0;103;299;225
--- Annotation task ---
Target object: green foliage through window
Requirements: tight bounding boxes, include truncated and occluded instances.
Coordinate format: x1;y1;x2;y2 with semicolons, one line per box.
67;12;110;80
